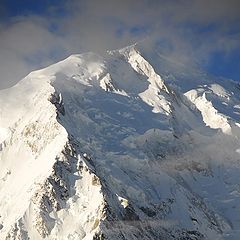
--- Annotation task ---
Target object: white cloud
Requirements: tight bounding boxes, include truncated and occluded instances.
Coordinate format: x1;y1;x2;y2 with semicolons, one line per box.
0;0;239;88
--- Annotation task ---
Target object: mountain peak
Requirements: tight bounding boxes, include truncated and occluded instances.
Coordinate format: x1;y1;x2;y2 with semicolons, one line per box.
1;45;240;239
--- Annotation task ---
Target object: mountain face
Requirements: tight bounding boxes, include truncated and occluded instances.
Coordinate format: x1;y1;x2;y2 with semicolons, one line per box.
0;44;240;240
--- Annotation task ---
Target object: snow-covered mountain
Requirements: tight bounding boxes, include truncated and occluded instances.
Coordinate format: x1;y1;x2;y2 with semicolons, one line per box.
1;44;240;240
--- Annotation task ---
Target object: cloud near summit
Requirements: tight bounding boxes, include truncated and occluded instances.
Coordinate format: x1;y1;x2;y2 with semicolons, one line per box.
0;0;239;88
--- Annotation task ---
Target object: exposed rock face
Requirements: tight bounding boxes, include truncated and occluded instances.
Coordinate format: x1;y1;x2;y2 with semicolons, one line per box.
1;44;240;239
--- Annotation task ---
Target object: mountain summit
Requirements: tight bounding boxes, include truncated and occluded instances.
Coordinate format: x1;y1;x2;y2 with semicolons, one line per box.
1;44;240;239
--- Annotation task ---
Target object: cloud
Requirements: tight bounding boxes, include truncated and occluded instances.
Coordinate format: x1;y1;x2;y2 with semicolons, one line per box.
0;0;239;88
0;16;66;88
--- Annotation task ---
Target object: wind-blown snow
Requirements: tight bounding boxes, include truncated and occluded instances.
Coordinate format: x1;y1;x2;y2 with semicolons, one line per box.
1;44;240;240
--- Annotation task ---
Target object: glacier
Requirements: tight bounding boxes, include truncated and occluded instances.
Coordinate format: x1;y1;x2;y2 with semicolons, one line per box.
0;44;240;239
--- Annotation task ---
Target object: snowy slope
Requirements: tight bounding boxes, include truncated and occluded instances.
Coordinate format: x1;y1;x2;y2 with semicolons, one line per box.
1;44;240;239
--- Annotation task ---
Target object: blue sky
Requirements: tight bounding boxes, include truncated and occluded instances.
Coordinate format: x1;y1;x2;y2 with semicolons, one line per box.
1;0;66;17
0;0;239;88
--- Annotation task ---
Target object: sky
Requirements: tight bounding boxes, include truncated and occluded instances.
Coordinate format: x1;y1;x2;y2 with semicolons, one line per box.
0;0;239;89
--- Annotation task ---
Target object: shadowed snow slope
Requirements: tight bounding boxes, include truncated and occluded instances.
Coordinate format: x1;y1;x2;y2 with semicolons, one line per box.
1;44;240;240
